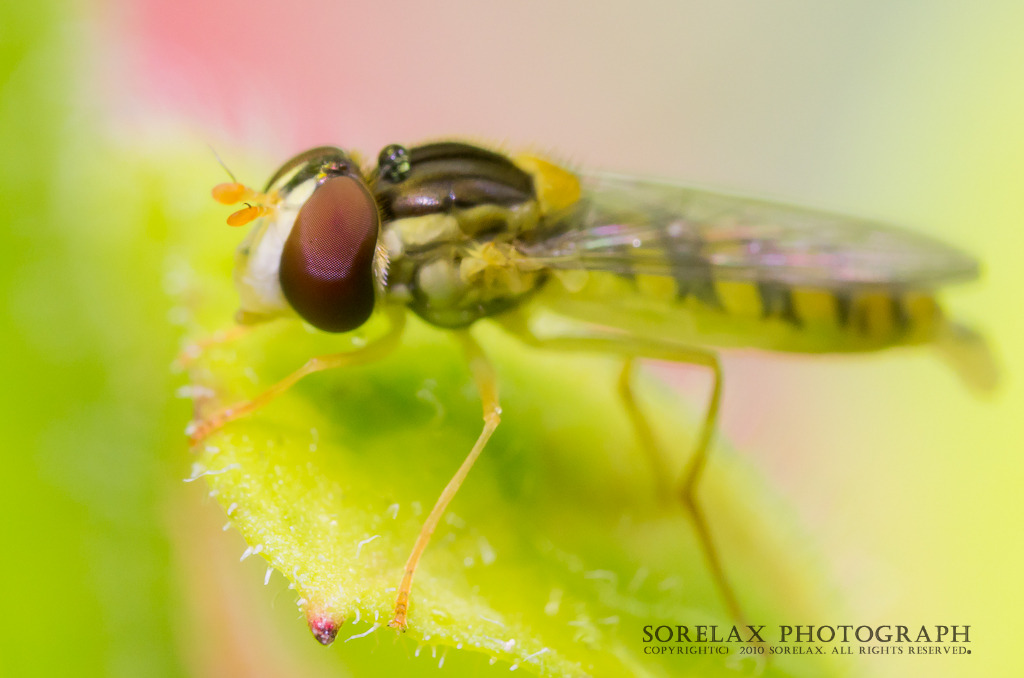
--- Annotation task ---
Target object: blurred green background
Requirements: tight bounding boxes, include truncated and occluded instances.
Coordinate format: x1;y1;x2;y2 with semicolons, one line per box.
2;1;1022;677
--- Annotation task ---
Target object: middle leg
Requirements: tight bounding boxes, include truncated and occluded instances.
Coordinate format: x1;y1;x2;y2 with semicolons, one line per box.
389;329;502;631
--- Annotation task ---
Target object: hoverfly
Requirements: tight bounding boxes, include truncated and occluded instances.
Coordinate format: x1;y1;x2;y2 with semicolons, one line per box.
189;141;995;637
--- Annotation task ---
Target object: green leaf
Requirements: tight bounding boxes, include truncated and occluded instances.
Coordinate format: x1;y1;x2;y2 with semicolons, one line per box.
179;187;842;678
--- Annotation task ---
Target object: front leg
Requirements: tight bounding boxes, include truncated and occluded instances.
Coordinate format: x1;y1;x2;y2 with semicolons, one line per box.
188;309;406;446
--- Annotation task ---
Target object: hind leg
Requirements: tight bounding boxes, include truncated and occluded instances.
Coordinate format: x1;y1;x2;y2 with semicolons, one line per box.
498;314;744;624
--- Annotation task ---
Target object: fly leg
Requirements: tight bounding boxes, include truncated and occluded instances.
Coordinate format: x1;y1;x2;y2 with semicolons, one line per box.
624;354;770;669
390;329;501;631
187;309;406;446
498;314;745;625
618;358;673;501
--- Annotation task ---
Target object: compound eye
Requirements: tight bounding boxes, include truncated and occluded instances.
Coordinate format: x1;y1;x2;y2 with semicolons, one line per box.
279;176;380;332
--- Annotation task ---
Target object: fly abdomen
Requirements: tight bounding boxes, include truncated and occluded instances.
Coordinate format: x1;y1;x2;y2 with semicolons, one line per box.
711;279;943;349
558;229;940;349
544;266;945;353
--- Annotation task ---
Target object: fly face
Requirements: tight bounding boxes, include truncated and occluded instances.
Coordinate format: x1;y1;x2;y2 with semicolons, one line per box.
222;147;385;332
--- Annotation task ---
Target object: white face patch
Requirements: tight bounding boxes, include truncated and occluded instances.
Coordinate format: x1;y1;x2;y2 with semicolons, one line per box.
233;180;317;319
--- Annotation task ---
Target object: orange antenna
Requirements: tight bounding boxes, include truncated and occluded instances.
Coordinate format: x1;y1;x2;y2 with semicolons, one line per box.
212;182;261;205
208;145;278;226
227;204;274;227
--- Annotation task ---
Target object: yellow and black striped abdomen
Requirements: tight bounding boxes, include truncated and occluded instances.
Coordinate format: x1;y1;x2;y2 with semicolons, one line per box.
538;269;946;354
711;279;943;351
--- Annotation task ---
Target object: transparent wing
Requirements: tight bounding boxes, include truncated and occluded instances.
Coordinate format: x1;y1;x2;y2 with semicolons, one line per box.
521;172;979;290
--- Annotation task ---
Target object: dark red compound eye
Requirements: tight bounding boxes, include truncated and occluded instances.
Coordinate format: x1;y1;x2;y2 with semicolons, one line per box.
279;176;380;332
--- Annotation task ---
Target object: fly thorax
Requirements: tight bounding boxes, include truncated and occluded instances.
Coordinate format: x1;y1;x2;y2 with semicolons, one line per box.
379;204;547;328
372;142;559;328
